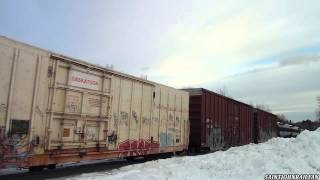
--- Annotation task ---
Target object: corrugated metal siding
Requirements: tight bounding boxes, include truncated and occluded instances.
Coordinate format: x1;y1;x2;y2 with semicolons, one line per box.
254;109;278;143
186;88;254;151
239;105;254;145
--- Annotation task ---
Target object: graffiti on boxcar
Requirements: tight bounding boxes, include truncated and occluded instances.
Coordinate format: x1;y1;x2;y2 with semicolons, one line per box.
160;132;174;147
118;138;160;156
65;94;81;113
88;97;105;108
86;126;97;141
0;104;7;112
142;117;150;124
113;112;118;129
0;132;35;163
175;129;181;142
258;130;277;143
66;103;79;113
35;106;45;118
120;111;128;126
175;116;180;125
175;117;181;142
132;111;138;124
207;127;224;150
108;131;117;145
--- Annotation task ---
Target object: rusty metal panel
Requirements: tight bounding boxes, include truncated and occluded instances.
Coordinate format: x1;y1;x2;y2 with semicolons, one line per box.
254;109;278;143
239;105;254;145
185;88;254;151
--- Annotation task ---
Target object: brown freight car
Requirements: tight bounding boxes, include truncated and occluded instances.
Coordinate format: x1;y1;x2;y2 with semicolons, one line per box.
253;109;278;143
0;36;189;171
183;88;254;152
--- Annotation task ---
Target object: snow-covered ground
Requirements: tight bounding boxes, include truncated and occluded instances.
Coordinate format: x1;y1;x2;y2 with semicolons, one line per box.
70;129;320;180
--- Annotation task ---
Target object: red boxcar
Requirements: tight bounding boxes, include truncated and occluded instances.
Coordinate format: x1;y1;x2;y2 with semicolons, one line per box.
253;109;278;143
184;88;254;152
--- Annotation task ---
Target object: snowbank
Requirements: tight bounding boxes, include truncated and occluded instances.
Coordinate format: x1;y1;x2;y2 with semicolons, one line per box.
71;129;320;180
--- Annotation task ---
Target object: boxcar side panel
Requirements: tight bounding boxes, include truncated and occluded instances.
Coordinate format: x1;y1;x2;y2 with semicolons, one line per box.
239;105;254;145
118;79;132;149
151;86;160;148
159;87;168;148
141;84;153;147
0;37;51;168
129;81;143;150
110;76;121;150
48;60;111;151
254;109;278;143
0;44;14;129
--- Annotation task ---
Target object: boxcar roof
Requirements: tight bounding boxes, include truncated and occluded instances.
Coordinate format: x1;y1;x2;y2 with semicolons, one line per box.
182;88;253;108
0;35;181;88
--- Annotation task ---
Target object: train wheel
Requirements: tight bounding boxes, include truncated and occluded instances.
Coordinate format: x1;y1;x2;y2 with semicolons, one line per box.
29;165;45;172
144;154;159;161
126;156;135;162
47;164;57;170
158;152;173;159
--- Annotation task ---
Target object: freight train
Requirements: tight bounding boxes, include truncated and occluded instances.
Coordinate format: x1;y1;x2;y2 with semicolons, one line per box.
0;36;279;171
277;122;302;138
184;88;278;153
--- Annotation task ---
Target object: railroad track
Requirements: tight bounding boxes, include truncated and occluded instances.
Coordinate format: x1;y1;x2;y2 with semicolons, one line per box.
0;158;146;180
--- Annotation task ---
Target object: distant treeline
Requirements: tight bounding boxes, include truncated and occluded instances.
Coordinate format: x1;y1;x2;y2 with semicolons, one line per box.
293;120;320;131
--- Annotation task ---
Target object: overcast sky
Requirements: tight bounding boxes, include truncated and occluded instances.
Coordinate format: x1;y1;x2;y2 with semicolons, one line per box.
1;0;319;121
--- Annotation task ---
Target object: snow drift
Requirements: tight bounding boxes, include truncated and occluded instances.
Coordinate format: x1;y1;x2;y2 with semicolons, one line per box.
72;129;320;180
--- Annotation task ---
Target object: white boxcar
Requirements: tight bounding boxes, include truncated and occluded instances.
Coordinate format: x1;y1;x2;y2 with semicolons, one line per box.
0;36;189;170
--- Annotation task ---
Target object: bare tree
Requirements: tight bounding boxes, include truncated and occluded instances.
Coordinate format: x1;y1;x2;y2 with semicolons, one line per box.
140;75;148;80
277;113;289;123
105;64;114;70
256;104;271;112
316;96;320;121
248;101;254;107
216;86;228;96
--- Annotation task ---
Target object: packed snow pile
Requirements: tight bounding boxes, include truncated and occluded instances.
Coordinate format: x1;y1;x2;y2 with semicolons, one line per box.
72;129;320;180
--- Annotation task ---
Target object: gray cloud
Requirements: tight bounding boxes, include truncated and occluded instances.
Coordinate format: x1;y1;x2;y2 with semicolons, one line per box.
206;58;320;121
225;55;320;79
140;66;150;72
280;55;320;67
